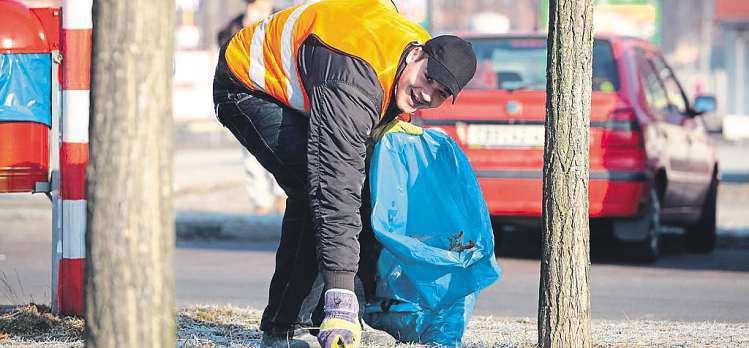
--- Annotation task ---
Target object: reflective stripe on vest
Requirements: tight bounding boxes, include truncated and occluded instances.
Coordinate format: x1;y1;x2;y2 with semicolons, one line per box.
249;17;268;91
225;0;431;117
281;4;310;111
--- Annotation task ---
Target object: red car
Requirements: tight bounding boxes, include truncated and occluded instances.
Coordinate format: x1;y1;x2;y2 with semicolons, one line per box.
415;34;719;261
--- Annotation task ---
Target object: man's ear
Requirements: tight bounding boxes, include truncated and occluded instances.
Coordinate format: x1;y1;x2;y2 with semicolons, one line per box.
406;46;423;64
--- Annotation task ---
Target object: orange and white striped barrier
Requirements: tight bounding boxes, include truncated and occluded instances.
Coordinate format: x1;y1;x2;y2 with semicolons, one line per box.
53;0;92;316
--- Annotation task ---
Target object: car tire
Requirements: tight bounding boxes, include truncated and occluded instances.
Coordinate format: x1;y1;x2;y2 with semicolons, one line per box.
620;189;661;263
684;175;717;254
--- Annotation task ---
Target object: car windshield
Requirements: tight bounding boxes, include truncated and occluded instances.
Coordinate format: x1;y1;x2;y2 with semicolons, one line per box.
466;37;620;92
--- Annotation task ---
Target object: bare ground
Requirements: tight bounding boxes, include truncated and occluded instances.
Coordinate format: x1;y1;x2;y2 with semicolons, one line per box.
0;304;747;347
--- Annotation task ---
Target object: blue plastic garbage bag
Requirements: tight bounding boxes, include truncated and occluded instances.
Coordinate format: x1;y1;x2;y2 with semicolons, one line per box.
363;121;501;346
0;53;52;126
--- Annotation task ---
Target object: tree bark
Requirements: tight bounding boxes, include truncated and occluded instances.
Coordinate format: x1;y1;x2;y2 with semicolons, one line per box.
86;1;175;347
538;0;593;347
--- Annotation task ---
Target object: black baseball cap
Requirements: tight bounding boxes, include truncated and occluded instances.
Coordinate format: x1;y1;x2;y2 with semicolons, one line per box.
422;35;477;103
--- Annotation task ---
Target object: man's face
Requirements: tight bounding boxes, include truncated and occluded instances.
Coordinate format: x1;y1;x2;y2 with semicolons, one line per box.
395;47;451;114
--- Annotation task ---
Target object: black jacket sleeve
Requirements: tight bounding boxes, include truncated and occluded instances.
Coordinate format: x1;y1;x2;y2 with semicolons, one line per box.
298;36;383;284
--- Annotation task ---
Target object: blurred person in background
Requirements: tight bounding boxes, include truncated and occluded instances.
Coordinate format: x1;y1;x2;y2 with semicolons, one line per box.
217;0;286;215
213;1;476;347
217;0;275;46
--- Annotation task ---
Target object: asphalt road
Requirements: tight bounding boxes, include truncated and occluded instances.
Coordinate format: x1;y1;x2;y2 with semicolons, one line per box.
1;202;748;322
174;239;749;322
2;140;748;323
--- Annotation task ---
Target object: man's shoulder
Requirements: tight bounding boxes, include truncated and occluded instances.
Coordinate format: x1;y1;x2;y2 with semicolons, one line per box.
298;36;384;105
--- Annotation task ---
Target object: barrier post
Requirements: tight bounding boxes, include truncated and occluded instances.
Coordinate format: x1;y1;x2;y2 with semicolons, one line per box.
54;0;92;316
50;46;62;314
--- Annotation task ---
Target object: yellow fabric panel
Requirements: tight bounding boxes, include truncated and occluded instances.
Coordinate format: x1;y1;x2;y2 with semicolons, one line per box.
224;0;431;117
319;317;362;347
225;24;256;90
372;119;424;141
262;6;295;105
297;0;431;115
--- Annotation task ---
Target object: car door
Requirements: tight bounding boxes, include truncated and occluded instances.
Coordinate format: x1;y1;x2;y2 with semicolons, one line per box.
635;48;692;209
649;54;714;208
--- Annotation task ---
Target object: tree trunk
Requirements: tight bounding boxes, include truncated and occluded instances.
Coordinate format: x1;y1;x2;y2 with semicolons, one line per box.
86;1;175;347
538;0;594;347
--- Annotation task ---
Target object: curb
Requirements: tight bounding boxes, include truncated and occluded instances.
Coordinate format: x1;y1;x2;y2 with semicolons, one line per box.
174;211;749;250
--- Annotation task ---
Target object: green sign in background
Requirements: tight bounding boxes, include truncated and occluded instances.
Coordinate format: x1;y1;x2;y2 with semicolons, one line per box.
539;0;661;45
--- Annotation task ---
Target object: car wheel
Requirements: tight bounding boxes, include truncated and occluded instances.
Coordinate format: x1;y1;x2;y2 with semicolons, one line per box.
684;175;717;253
619;189;661;263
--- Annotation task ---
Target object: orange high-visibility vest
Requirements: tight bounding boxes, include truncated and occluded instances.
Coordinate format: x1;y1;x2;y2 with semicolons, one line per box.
224;0;431;117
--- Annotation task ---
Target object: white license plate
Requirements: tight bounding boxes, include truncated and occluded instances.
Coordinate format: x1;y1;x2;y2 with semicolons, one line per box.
462;124;545;148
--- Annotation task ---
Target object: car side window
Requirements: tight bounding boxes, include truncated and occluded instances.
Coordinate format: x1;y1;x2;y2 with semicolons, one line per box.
650;55;689;115
636;49;670;118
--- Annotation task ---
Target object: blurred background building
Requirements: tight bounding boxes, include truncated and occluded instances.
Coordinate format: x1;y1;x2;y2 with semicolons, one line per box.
712;1;749;120
180;0;749;130
16;0;749;135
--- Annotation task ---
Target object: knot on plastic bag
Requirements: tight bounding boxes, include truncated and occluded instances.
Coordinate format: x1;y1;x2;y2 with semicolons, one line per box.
448;231;475;253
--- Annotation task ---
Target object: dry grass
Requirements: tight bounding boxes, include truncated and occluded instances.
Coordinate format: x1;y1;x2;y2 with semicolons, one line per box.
0;303;84;347
461;316;749;347
177;305;263;347
0;304;747;347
